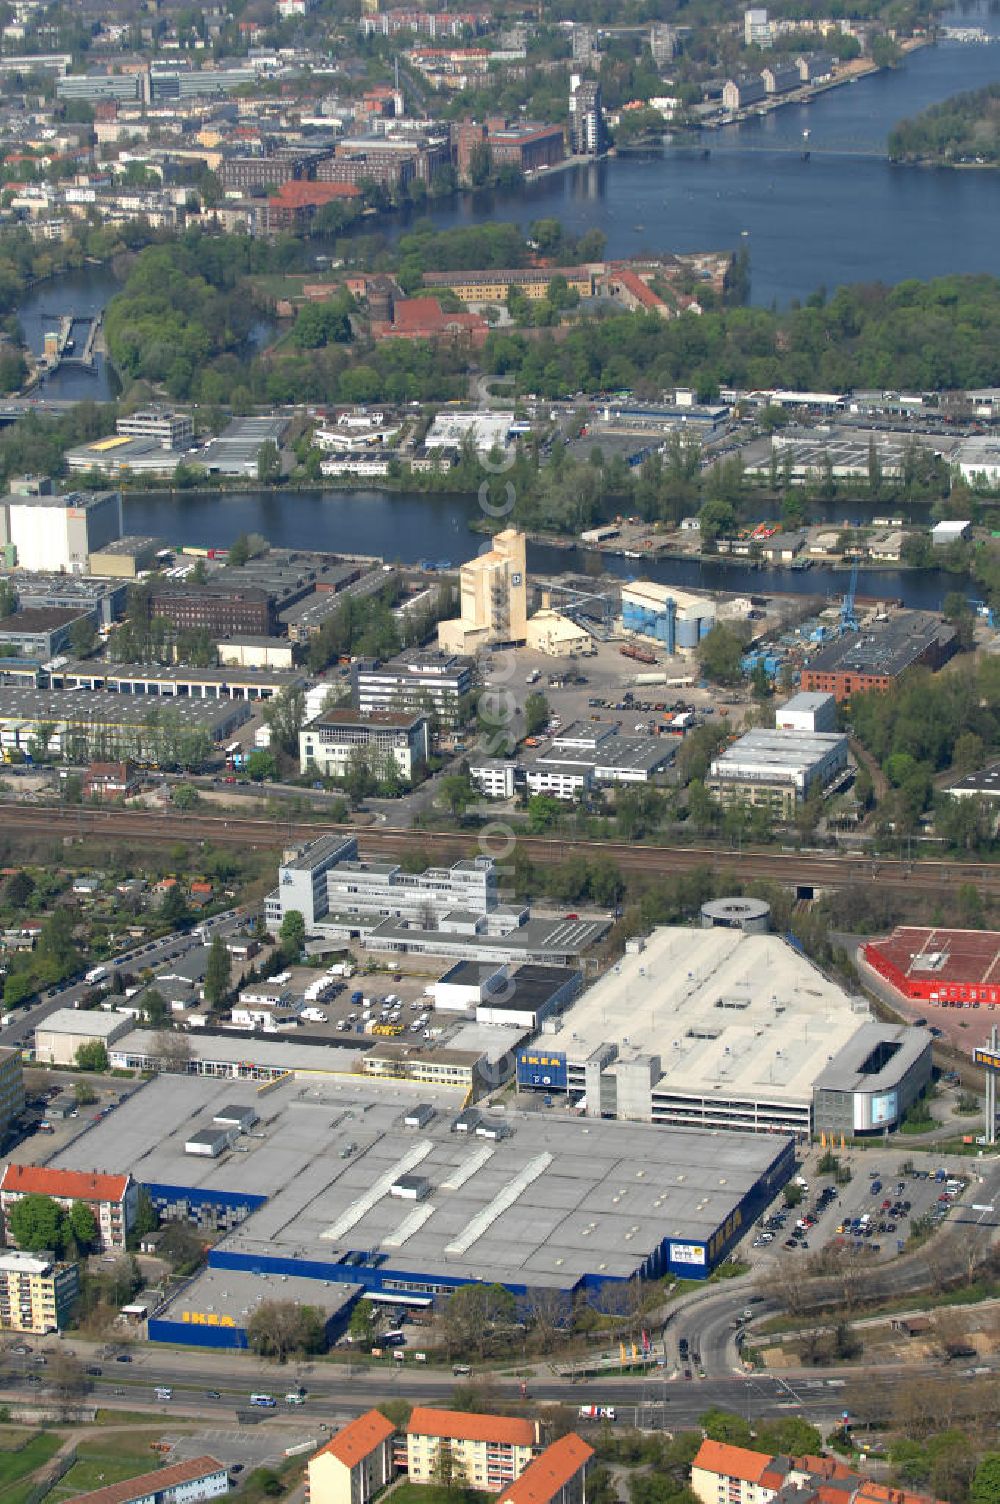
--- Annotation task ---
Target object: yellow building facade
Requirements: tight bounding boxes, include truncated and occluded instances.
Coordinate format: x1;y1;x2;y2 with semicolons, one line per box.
0;1250;79;1334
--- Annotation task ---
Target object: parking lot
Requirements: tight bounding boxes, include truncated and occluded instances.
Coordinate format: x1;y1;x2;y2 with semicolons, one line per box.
752;1151;975;1266
277;963;436;1043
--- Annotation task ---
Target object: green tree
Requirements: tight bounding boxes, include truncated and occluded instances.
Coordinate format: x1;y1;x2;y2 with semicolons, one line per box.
68;616;97;657
279;909;306;960
440;772;477;819
74;1079;97;1106
246;749;277;782
697;624;744;685
263;687;305;758
524;692;550;738
67;1200;98;1251
75;1040;108;1072
972;1454;1000;1504
527;794;562;832
349;1299;377;1347
172;783;199;811
8;1194;67;1254
159;884;189;926
246;1300;327;1361
203;933;232;1008
133;1188;159;1240
257;439;281;485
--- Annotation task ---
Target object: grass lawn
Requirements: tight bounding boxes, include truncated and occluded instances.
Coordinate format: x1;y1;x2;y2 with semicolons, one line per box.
46;1437;170;1504
389;1485;492;1504
0;1433;64;1498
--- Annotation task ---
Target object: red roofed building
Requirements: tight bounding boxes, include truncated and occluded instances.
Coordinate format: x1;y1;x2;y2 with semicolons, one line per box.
603;266;671;319
372;295;488;348
308;1409;396;1504
63;1455;229;1504
690;1441;947;1504
861;926;1000;1008
267;180;362;233
497;1434;593;1504
406;1409;539;1492
0;1164;137;1252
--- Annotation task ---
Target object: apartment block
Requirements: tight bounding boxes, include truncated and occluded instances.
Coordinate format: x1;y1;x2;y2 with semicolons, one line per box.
406;1409;538;1493
498;1435;594;1504
0;1045;25;1138
0;1249;79;1334
0;1165;137;1252
308;1410;396;1504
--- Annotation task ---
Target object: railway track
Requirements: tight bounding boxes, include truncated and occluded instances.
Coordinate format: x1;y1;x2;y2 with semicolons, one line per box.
3;801;998;894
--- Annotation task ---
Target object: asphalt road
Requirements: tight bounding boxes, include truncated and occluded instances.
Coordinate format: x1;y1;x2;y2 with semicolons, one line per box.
0;908;242;1054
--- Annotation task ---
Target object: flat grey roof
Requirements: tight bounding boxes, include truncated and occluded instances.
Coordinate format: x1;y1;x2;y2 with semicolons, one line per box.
364;913;609;960
155;1265;360;1327
813;1022;931;1095
712;728;847;776
778;691;835;713
57;660;305;687
804;611;955;678
109;1028;362;1074
536;736;674;775
52;1073;789;1289
555;926;868;1107
0;686;238;731
36;1008;131;1038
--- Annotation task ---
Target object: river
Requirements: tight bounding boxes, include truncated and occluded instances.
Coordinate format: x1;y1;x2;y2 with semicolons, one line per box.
121;487;962;609
396;29;1000;307
20;23;1000;606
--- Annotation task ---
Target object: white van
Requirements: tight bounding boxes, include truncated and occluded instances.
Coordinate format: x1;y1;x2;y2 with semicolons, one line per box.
285;1392;305;1405
155;1386;172;1401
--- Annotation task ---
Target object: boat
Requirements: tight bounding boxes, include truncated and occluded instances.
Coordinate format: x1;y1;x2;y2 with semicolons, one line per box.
801;150;811;161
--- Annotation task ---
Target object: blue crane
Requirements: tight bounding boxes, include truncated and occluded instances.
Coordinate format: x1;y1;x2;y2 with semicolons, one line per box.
840;559;859;633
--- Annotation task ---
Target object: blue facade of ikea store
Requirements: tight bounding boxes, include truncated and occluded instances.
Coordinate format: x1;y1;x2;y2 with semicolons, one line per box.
140;1133;791;1346
517;1046;568;1091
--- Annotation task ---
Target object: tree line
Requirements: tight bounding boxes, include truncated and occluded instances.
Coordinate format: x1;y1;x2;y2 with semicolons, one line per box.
890;83;1000;166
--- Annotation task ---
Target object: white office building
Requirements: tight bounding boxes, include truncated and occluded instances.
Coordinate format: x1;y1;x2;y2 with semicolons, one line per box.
0;489;122;573
774;691;837;733
355;651;473;727
299;709;429;782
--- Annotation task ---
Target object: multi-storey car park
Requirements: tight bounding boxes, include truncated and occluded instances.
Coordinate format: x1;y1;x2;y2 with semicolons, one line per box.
48;1072;793;1343
516;924;929;1138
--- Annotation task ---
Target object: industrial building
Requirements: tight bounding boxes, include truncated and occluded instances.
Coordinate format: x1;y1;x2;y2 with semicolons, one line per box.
88;536;164;578
516;925;877;1138
265;835;609;966
946;763;1000;802
49;659;304;702
0;606;93;659
116;408;194;447
774;691;837;733
620;582;716;653
0;571;126;626
800;612;957;701
812;1022;932;1137
64;433;187;478
438;529;528;654
35;1007;133;1066
299;708;430;781
861;927;1000;1008
708;728;849;816
190;415;289;477
530;721;675;793
0;487;122;573
0;1249;79;1334
0;686;247;762
49;1072;794;1303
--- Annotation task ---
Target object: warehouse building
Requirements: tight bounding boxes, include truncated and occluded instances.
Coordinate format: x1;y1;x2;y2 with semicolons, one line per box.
88;536;164;579
708;727;849;817
945;763;1000;802
148;1265;359;1349
0;487;122;573
861;927;1000;1008
0;607;93;660
774;691;837;733
800;612;957;701
49;1072;793;1301
812;1022;932;1137
50;660;305;702
620;581;716;653
516;925;874;1138
0;687;246;762
34;1006;133;1066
